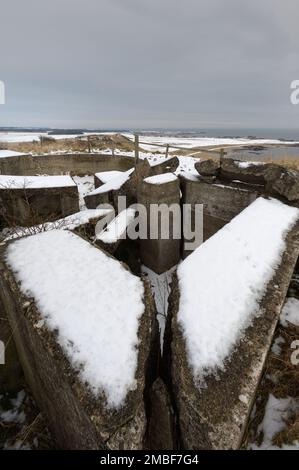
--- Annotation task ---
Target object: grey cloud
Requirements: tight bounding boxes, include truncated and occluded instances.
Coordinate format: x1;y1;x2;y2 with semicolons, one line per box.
0;0;299;128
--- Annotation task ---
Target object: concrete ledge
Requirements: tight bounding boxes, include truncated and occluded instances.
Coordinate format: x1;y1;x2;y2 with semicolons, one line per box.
0;185;79;227
0;236;158;449
165;220;299;449
180;176;258;242
138;176;181;274
0;297;23;393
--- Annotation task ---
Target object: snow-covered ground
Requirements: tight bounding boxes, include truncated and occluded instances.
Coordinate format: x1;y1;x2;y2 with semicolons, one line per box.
280;297;299;327
123;133;299;151
177;197;299;384
249;394;299;450
0;131;107;143
6;230;145;408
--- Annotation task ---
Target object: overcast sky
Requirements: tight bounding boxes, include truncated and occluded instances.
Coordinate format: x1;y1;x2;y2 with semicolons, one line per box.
0;0;299;129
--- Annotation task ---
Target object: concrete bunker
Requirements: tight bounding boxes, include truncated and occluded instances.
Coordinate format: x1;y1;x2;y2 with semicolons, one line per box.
1;153;299;449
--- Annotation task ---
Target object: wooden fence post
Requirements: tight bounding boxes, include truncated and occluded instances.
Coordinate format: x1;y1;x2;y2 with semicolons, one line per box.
165;144;169;159
134;134;139;164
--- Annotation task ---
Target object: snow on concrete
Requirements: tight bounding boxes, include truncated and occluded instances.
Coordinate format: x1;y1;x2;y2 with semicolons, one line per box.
95;170;127;183
72;175;94;210
0;150;26;158
3;209;112;241
237;161;266;169
177;197;299;384
280;297;299;327
88;168;134;196
144;172;177;185
250;394;299;450
148;156;174;167
6;230;145;408
96;208;136;244
174;156;198;177
0;175;76;189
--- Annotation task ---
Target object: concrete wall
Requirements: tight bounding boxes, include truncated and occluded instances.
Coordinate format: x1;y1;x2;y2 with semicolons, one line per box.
0;185;79;227
138;177;181;274
180;176;258;242
0;241;158;450
0;154;135;176
165;222;299;450
0;297;23;393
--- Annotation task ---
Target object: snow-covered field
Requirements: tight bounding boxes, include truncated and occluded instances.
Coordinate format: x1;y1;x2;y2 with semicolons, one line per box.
123;132;299;151
0;131;105;143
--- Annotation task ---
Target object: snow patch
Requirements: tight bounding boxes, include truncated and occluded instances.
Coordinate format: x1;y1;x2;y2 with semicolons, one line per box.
250;394;299;450
144;172;177;185
88;168;133;196
280;297;299;327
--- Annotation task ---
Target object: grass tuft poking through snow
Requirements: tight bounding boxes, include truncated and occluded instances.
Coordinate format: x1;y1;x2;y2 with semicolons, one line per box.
177;197;299;385
6;230;145;408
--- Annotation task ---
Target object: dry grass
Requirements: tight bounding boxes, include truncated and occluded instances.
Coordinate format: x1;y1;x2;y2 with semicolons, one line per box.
263;157;299;171
0;133;136;155
243;324;299;448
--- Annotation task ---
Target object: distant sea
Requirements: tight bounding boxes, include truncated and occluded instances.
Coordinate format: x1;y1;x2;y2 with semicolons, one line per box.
135;128;299;141
1;126;299;161
136;128;299;161
1;127;299;140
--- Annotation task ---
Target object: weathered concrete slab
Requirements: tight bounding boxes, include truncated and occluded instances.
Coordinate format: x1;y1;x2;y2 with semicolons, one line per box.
267;167;299;203
149;157;179;176
220;158;274;186
219;159;299;204
0;231;158;449
138;174;181;274
195;159;220;177
0;297;23;393
95;208;136;255
180;175;257;242
84;190;111;209
147;378;175;450
0;153;135;176
165;199;299;449
85;169;134;210
0;176;79;227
